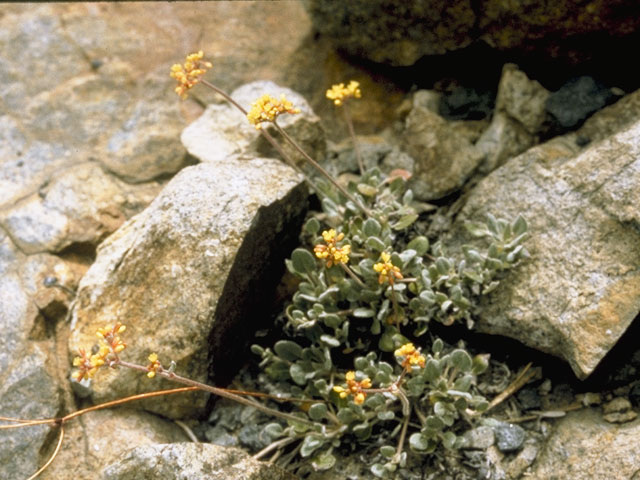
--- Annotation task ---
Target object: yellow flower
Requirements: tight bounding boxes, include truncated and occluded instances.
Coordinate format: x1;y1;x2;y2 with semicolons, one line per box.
313;229;351;267
146;352;162;379
170;51;212;99
373;252;403;285
326;80;361;106
246;94;300;129
332;370;372;405
394;342;426;370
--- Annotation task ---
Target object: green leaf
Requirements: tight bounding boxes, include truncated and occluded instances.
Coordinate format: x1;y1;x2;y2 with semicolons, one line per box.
304;217;321;235
424;358;441;381
377;411;395;421
472;354;490;375
322;313;342;328
308;403;328;421
371;463;386;478
300;435;324;457
465;222;489;238
250;344;264;356
320;334;340;347
365;236;386;252
291;248;317;275
425;415;444;430
337;408;358;424
380;445;396;458
450;349;473;372
311;451;336;471
353;422;372;439
391;213;418;230
357;183;378;196
274;340;303;361
512;215;528;236
353;308;375;318
407;236;429;256
262;423;284;439
441;431;457;449
378;332;394;352
289;363;307;385
409;432;431;451
363;218;382;236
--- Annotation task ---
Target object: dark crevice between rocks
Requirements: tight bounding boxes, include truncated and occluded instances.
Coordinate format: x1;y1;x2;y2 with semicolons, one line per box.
429;309;640;396
205;183;310;408
29;301;69;341
56;241;97;265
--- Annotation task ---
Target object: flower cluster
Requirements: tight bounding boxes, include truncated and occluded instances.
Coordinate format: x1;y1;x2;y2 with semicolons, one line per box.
333;371;372;405
326;80;361;106
313;229;351;267
170;51;212;99
373;252;403;285
394;343;426;370
72;322;127;381
146;353;162;378
246;94;300;129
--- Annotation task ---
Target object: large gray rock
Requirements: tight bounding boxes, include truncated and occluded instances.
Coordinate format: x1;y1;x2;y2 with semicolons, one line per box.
68;160;307;417
181;81;326;169
529;409;640;480
476;64;550;172
0;163;161;255
102;443;298;480
304;0;640;66
448;116;640;378
40;409;188;480
401;96;485;200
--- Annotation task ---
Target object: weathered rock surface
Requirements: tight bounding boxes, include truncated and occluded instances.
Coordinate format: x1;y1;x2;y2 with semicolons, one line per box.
304;0;640;66
102;443;298;480
40;409;188;480
476;63;550;172
181;81;325;168
448;108;640;378
1;163;161;255
529;409;640;479
68;160;306;418
401;94;485;200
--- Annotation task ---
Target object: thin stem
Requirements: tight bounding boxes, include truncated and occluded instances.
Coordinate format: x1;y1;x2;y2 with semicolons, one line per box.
252;435;298;461
116;360;316;427
27;425;64;480
394;413;410;462
339;262;366;288
342;103;364;174
273;120;373;218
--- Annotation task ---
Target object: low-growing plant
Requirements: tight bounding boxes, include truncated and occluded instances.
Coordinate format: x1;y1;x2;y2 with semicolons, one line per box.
4;51;529;479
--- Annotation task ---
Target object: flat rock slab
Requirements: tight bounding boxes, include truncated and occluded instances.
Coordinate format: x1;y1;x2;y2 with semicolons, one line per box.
102;443;298;480
448;120;640;379
529;409;640;479
69;160;306;417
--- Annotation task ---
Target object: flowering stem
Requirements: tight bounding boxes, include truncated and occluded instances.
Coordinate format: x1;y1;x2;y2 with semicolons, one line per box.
273;120;373;218
394;412;410;463
199;80;317;191
116;359;317;427
339;262;366;288
252;435;299;461
342;103;364;175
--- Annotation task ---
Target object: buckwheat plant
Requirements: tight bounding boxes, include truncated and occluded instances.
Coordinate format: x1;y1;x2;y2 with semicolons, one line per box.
67;52;530;479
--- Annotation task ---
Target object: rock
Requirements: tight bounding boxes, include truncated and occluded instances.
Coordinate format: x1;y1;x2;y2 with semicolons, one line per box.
181;81;326;168
602;397;637;424
492;422;526;452
39;409;188;480
304;0;640;66
401;99;485;200
102;443;298;480
546;76;617;130
529;409;640;480
68;160;307;418
326;135;393;176
0;343;60;480
476;64;550;172
460;425;495;450
0;163;161;255
447;114;640;378
505;443;540;478
439;87;494;121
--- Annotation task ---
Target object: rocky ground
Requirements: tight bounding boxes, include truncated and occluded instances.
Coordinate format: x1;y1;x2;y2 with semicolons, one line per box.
1;2;640;480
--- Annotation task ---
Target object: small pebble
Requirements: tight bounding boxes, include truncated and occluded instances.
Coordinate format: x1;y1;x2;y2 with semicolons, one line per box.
493;422;526;452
